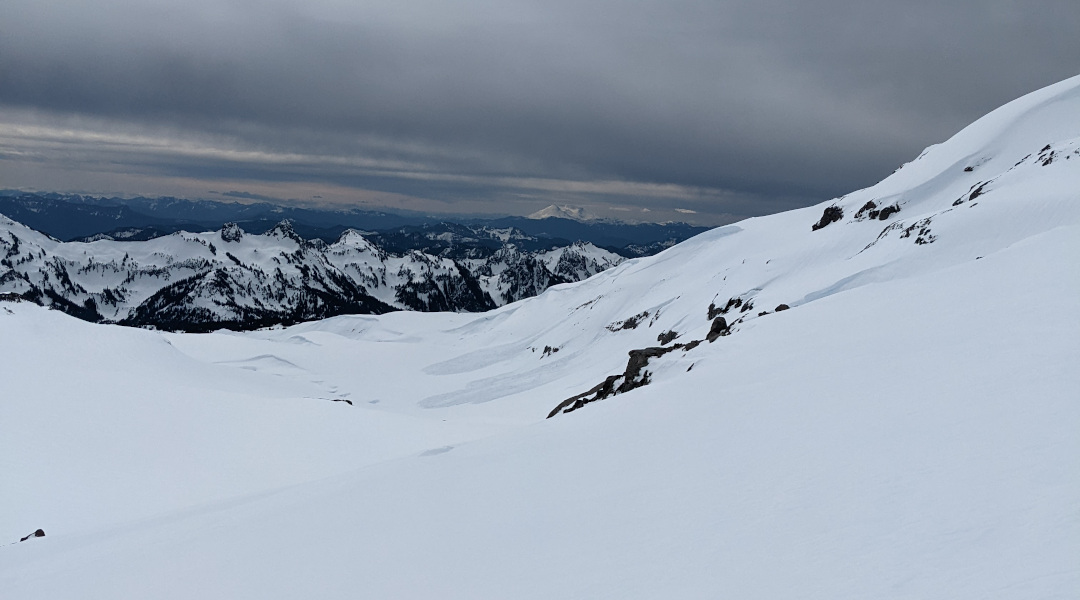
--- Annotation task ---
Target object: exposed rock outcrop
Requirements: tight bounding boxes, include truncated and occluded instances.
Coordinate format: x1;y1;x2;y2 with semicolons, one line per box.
19;529;45;542
812;206;844;231
706;317;730;342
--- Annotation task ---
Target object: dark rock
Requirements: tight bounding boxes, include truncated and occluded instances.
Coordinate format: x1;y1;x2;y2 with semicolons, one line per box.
774;303;790;312
963;166;974;172
680;339;702;351
332;398;353;405
607;311;649;332
708;297;741;319
969;182;987;201
706;317;729;342
657;330;678;345
19;529;45;542
876;204;901;221
547;375;621;418
854;201;877;219
901;217;937;245
547;346;678;418
617;347;674;394
219;222;244;243
548;331;721;418
811;206;843;231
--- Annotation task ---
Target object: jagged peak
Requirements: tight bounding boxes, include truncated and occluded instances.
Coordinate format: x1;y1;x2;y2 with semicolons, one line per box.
335;229;371;245
220;222;244;243
264;219;301;242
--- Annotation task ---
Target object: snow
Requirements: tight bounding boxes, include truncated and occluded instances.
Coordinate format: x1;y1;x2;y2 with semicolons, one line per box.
1;75;1079;598
527;203;594;221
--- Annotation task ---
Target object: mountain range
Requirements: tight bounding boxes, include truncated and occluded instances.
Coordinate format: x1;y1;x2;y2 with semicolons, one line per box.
0;192;708;256
0;217;624;331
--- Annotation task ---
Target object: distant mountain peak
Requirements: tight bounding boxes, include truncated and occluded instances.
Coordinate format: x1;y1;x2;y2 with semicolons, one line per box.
527;205;594;222
220;222;244;243
264;219;301;241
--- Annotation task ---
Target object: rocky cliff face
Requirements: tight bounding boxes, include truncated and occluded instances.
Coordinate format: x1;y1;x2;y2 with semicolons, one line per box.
0;218;623;331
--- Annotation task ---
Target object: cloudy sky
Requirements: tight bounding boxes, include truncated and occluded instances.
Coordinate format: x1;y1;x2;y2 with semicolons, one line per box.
1;0;1076;224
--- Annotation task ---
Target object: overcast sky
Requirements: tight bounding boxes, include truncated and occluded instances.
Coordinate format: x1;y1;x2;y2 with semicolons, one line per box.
1;0;1077;224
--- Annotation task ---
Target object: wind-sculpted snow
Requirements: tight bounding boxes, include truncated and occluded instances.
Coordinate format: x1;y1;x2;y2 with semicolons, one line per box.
1;76;1079;599
0;218;624;331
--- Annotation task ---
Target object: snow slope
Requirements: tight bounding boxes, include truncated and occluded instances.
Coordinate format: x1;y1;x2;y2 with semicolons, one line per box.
1;76;1078;598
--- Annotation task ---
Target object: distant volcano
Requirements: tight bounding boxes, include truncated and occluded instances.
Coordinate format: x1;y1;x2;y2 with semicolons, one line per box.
526;204;595;222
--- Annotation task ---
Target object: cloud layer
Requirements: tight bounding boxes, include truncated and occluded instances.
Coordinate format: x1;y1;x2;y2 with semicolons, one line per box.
1;0;1077;223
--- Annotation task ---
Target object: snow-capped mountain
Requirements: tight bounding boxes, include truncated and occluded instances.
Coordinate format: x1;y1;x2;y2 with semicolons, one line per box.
0;219;623;331
2;77;1078;599
527;203;594;221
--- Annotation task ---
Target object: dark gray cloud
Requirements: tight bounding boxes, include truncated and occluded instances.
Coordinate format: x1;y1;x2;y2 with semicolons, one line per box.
0;0;1077;224
217;190;280;202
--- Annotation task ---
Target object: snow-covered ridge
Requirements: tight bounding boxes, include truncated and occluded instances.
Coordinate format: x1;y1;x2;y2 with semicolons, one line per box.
0;217;623;331
463;74;1080;406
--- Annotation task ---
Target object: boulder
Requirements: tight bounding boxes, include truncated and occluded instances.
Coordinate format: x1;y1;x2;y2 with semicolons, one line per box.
706;317;730;342
811;206;843;231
